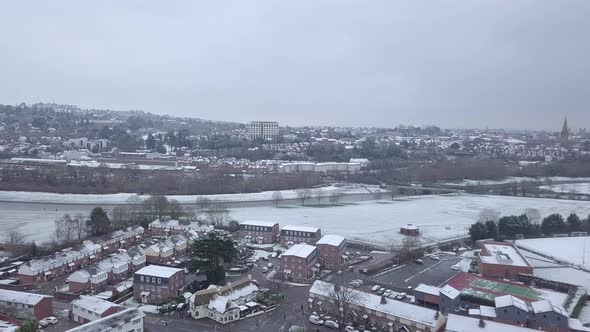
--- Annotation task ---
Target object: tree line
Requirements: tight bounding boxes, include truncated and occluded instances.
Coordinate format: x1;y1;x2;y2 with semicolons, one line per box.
469;208;590;241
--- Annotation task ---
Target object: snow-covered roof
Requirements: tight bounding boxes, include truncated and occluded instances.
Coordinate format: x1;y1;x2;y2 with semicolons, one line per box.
401;224;419;230
569;318;590;332
240;220;278;228
531;300;568;316
479;305;497;318
479;241;531;268
309;280;441;328
316;235;345;247
446;314;537;332
414;283;440;296
0;289;51;305
282;225;320;233
72;296;119;314
207;283;259;314
65;308;145;332
440;285;460;300
495;295;528;312
135;265;183;278
282;244;317;259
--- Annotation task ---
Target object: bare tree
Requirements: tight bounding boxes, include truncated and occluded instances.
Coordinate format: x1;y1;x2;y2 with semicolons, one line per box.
329;189;344;204
399;236;421;259
168;199;183;219
207;204;229;228
73;213;86;240
271;191;283;207
5;230;24;246
373;189;383;202
313;190;324;205
524;208;542;224
296;189;312;206
477;208;500;223
110;206;130;226
324;275;361;329
388;184;399;200
196;197;212;212
54;214;81;243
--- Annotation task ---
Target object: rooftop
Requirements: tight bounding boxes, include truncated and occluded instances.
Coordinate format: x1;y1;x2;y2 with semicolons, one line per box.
65;308;145;332
531;300;568;316
446;314;537;332
240;220;278;228
414;283;440;296
282;225;320;233
495;295;528;312
72;296;120;314
479;241;532;268
310;280;441;327
282;244;317;259
0;289;52;305
440;284;460;300
316;234;346;247
135;265;183;278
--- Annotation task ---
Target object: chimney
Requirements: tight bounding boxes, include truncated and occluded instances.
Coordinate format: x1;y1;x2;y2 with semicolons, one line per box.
479;319;485;328
380;296;387;304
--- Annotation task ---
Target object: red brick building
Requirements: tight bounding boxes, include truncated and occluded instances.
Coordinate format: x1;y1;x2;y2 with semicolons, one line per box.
400;224;419;236
279;244;319;283
239;220;279;244
280;225;321;247
476;241;533;279
133;265;185;305
316;235;347;267
0;289;53;320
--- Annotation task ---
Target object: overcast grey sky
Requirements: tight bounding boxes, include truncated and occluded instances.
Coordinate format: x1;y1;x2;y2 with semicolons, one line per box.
0;1;589;130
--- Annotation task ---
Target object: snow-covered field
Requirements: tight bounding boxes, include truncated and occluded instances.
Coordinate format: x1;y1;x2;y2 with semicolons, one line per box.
6;193;590;244
229;194;590;246
516;237;590;268
540;183;590;195
0;184;378;205
441;177;590;187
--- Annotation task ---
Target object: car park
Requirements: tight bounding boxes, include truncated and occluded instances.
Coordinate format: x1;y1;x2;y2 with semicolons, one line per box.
324;320;339;329
309;315;324;325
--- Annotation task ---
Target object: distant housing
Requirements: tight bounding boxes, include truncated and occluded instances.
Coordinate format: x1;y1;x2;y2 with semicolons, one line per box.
400;224;420;236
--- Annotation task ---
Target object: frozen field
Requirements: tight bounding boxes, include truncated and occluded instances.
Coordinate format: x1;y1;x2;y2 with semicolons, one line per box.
5;193;590;245
229;194;590;246
0;184;378;205
516;237;590;268
441;176;590;187
540;183;590;195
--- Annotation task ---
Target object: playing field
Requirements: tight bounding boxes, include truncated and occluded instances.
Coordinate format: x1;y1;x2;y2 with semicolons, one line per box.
470;278;542;300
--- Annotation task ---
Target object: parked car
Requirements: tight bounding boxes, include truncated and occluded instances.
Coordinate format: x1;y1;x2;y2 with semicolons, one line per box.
45;317;58;325
38;320;50;328
251;279;260;286
345;326;359;332
387;291;398;299
262;256;269;261
371;285;380;292
396;292;407;300
262;267;268;273
383;290;392;297
324;320;339;329
270;252;278;258
451;265;461;271
267;263;274;268
309;315;324;325
430;256;440;261
414;259;424;264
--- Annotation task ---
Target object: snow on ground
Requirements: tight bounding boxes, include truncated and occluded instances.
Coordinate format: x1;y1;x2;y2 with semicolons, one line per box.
451;250;479;272
229;194;590;246
578;304;590;324
534;267;590;291
0;184;379;205
441;177;590;187
516;237;590;268
540;183;590;195
532;287;569;307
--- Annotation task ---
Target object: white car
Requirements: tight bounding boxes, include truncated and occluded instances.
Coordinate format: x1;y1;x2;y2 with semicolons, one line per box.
345;326;359;332
45;316;58;324
267;263;274;268
324;320;339;329
430;255;440;261
309;315;324;325
383;290;392;297
371;285;380;292
38;320;50;328
262;267;268;273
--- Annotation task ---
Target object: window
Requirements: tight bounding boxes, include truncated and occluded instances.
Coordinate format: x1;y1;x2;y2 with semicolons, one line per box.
557;316;561;321
152;277;156;283
140;276;144;282
158;278;161;284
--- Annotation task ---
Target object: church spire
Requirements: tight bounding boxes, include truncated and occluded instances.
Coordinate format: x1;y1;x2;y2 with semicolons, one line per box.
560;116;569;147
